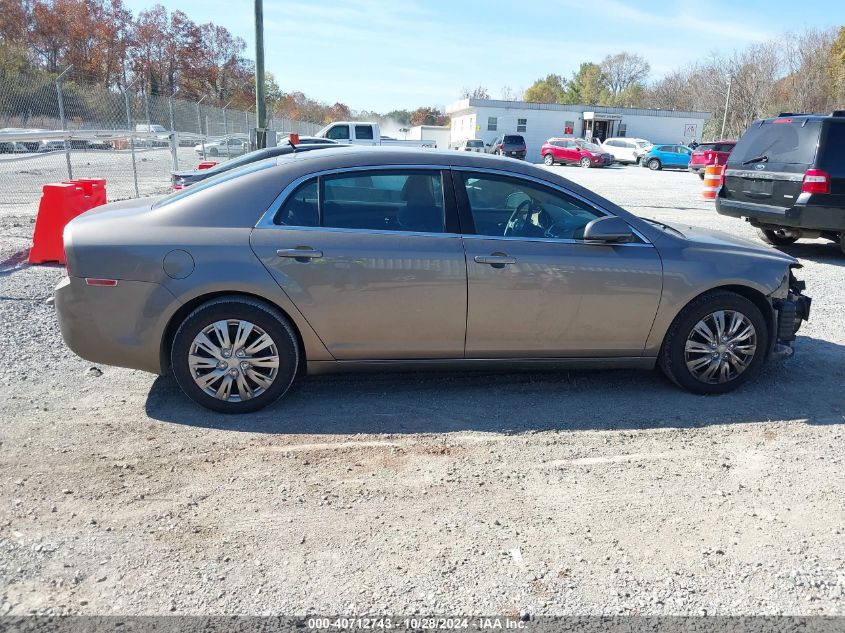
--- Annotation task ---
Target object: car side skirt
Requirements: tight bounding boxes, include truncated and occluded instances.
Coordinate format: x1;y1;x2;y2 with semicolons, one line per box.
306;357;656;375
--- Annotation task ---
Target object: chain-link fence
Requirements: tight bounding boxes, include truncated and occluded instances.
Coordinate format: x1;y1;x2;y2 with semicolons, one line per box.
0;70;321;214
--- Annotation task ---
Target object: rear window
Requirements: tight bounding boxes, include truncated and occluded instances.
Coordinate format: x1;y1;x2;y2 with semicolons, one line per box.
153;159;275;209
503;135;525;144
696;143;717;152
729;121;821;166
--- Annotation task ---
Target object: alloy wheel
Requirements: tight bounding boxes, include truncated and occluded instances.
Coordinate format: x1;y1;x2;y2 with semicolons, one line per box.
188;319;280;402
684;310;757;384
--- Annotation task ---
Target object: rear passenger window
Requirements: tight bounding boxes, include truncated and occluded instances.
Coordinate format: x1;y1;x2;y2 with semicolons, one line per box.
820;123;845;171
321;170;445;233
274;179;318;226
355;125;374;140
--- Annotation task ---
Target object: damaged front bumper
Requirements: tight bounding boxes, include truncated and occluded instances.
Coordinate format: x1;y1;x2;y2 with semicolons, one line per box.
770;269;812;360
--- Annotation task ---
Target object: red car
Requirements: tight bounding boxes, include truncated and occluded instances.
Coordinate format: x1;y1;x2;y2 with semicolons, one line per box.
689;141;736;178
541;138;613;168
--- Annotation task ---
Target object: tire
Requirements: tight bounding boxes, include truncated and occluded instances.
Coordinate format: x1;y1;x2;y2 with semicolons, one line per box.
171;297;299;413
757;228;799;246
659;291;768;395
543;153;555;166
838;232;845;256
579;157;591;168
209;147;219;157
496;149;503;156
698;173;705;180
648;158;661;171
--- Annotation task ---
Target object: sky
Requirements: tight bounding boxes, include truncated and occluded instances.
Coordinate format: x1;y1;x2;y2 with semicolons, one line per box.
122;0;843;113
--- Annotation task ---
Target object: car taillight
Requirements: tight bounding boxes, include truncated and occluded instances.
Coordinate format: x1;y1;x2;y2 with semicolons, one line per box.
85;278;118;287
801;169;830;194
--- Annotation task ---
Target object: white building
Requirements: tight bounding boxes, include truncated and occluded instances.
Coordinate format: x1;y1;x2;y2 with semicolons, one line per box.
446;98;712;163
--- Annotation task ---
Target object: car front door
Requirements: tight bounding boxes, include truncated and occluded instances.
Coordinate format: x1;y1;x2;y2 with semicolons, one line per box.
453;169;663;357
251;168;467;359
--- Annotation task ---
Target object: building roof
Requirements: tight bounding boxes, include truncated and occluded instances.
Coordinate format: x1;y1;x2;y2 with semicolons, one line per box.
446;98;711;120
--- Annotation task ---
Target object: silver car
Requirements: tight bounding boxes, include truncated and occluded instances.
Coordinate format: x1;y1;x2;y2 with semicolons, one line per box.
55;147;811;413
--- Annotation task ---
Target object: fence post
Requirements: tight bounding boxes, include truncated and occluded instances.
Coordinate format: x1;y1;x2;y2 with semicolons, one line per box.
123;82;140;198
55;66;73;180
196;96;207;160
168;91;179;171
222;100;232;159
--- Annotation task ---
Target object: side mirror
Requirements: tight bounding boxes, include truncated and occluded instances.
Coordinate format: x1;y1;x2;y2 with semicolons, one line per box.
582;216;635;243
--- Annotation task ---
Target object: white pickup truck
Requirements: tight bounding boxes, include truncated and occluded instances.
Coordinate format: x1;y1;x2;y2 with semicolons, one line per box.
315;122;437;148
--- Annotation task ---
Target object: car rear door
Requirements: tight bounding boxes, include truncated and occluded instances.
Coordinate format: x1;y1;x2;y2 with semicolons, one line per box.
251;167;467;360
723;119;821;210
453;169;662;357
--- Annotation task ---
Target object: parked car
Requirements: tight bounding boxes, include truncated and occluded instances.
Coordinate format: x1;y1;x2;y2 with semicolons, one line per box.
689;141;736;178
54;147;810;413
640;144;693;171
194;135;249;157
601;137;652;164
171;140;341;189
716;111;845;254
541;138;613;168
453;139;486;153
316;122;435;148
0;128;46;153
486;134;527;159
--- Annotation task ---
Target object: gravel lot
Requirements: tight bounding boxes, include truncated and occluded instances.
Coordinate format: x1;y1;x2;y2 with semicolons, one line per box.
0;161;843;617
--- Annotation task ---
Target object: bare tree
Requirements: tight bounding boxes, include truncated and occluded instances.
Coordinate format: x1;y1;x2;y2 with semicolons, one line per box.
782;27;836;113
600;52;650;98
459;85;490;100
500;85;521;101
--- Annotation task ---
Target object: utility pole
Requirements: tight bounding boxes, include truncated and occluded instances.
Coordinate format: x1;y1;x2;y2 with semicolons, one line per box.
254;0;267;148
720;75;733;140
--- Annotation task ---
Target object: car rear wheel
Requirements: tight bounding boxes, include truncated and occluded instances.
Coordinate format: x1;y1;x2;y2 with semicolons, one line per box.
659;291;768;395
648;158;661;170
579;157;591;168
543;154;555;166
839;232;845;256
171;297;299;413
698;173;705;180
757;228;799;246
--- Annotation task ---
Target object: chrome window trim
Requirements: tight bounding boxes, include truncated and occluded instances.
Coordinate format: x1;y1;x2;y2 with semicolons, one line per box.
724;169;804;182
255;163;652;247
255;164;452;229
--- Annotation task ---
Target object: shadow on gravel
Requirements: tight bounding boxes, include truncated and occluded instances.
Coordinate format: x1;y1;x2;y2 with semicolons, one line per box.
779;242;845;267
144;335;845;435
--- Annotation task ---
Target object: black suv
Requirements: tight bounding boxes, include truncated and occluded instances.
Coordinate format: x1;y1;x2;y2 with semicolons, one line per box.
716;111;845;254
486;134;527;160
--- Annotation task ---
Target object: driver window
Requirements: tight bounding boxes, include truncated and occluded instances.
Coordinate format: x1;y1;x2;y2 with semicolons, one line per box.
459;172;605;240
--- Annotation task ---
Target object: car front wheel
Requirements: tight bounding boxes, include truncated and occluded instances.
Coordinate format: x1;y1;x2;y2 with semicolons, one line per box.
659;291;768;395
579;157;591;168
171;297;299;413
543;154;555;166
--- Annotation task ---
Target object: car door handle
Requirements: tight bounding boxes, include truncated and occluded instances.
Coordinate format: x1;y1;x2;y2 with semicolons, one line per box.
276;248;323;260
474;254;516;267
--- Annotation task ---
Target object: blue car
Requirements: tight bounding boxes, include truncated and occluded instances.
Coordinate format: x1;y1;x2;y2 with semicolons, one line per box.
640;144;692;171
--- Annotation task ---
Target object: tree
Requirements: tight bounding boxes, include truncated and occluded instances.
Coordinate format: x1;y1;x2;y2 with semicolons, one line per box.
500;85;521;101
831;27;845;104
563;63;608;104
523;74;566;103
410;106;447;126
384;109;411;125
460;85;490;99
600;52;650;100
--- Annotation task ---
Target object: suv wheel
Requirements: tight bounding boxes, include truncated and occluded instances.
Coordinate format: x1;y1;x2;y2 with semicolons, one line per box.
659;291;768;395
171;297;299;413
648;158;661;170
757;228;799;246
840;232;845;256
543;153;555;166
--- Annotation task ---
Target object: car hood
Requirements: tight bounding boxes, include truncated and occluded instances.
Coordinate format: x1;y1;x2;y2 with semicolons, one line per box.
664;222;797;264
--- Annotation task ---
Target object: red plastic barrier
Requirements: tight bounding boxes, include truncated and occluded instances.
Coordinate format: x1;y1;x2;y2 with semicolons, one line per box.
197;161;218;170
28;179;107;265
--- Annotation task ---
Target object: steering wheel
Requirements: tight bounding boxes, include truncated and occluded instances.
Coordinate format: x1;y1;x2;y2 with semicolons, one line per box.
504;199;534;237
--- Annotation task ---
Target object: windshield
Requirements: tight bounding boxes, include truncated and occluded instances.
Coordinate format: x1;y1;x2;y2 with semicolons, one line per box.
636;140;651;148
203;149;275;174
642;217;685;238
729;120;821;166
467;140;484;147
154;159;275;208
577;141;603;152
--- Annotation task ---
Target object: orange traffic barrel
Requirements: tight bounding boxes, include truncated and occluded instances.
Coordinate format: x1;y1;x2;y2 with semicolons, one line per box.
701;163;723;200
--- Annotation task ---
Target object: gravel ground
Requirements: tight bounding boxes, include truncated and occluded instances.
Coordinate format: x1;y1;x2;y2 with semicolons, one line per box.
0;162;843;617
